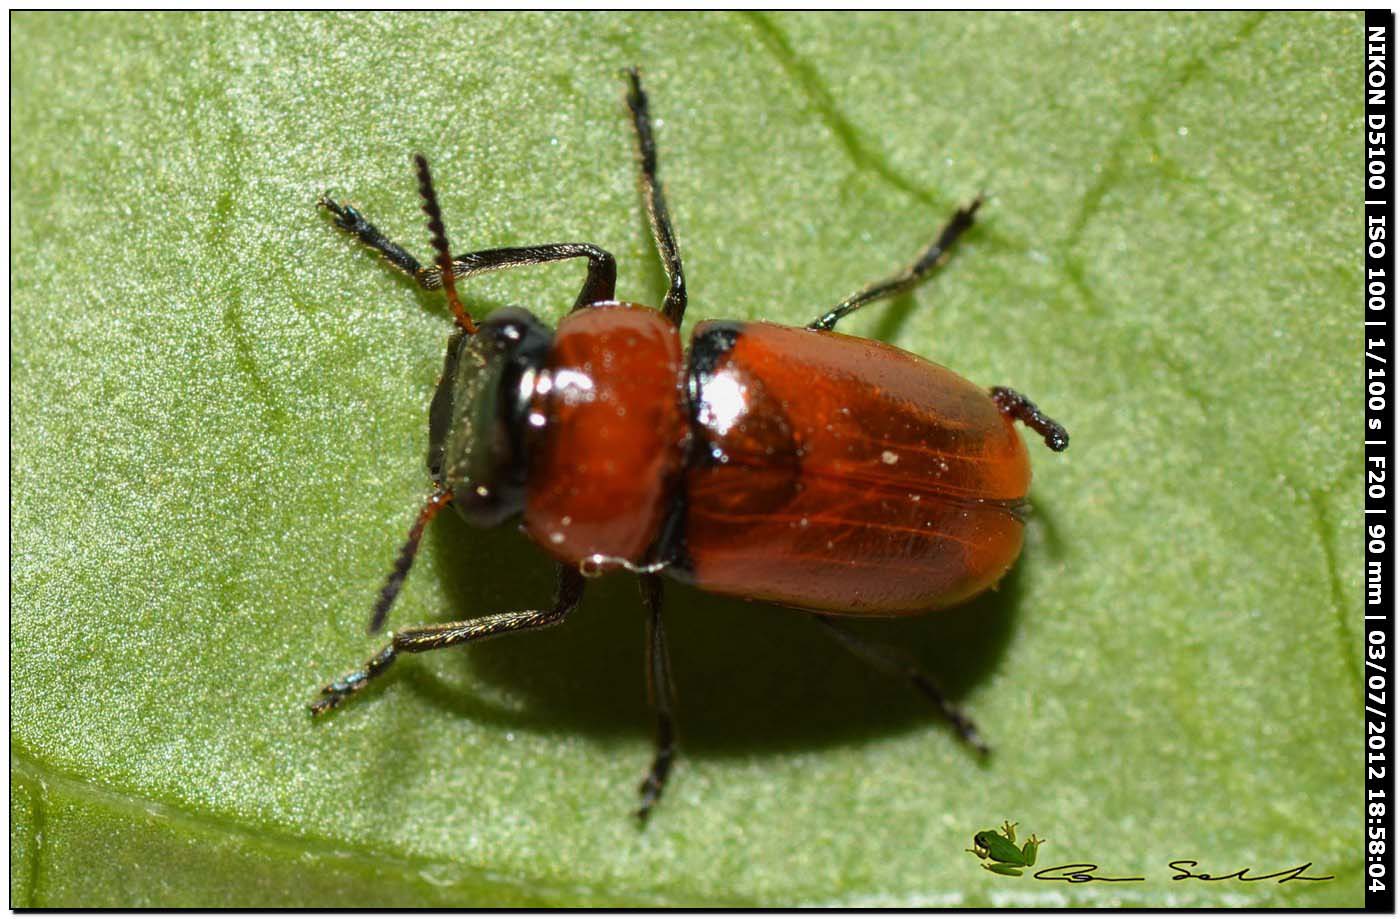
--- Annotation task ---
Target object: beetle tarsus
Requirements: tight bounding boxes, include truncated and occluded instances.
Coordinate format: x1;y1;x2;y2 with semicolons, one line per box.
634;716;675;824
635;754;672;824
309;642;399;715
990;386;1069;452
319;194;428;280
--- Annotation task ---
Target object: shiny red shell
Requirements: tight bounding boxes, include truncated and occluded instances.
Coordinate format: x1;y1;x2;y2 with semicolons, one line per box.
680;321;1030;614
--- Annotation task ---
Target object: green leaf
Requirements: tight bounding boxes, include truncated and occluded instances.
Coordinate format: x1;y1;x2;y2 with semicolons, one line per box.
12;11;1362;907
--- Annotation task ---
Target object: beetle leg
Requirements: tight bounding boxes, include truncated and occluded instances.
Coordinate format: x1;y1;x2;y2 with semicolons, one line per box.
318;196;427;280
420;245;617;312
318;198;617;310
810;615;990;754
635;574;678;823
624;67;687;327
990;386;1070;452
808;196;982;332
309;565;585;715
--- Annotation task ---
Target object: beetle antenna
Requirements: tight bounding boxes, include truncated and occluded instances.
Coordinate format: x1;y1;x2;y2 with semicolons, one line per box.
368;486;453;635
414;154;477;334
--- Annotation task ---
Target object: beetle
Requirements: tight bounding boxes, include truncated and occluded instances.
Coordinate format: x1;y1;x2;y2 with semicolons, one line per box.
310;68;1067;821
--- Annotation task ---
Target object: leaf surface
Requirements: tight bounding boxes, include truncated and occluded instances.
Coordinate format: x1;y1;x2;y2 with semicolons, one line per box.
11;11;1362;906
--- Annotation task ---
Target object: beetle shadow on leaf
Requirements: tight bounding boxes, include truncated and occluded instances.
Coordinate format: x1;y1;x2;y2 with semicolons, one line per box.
1027;495;1069;561
397;510;1026;759
870;290;922;345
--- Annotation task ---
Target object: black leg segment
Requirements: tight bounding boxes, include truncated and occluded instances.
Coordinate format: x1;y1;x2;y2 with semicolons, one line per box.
424;245;617;311
636;574;678;823
811;614;990;755
319;197;616;311
319;196;426;279
991;386;1069;452
310;564;586;715
808;196;983;332
625;68;687;327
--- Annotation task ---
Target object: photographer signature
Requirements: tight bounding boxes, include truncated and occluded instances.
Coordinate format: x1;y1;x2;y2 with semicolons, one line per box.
964;823;1333;884
1032;861;1334;885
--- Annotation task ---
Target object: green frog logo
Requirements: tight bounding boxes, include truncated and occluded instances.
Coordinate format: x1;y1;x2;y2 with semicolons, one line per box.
966;821;1045;876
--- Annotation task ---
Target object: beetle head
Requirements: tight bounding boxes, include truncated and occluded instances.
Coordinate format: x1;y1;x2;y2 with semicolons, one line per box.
429;306;553;526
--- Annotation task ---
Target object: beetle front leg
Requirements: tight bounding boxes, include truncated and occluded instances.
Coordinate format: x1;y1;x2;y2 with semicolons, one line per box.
318;197;617;310
319;196;428;281
309;565;584;714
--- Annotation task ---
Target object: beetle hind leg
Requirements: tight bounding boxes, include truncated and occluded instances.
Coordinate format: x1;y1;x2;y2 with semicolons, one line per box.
811;615;990;754
990;386;1069;452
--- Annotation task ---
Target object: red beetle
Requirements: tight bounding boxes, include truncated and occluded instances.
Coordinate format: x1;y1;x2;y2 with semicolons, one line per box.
312;69;1067;820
